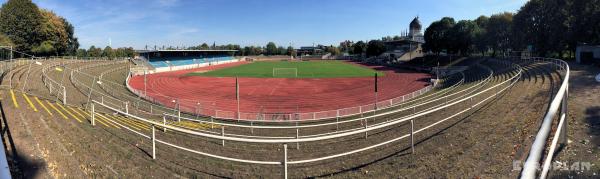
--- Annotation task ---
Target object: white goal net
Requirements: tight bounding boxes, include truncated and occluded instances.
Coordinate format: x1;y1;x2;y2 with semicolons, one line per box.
272;68;298;77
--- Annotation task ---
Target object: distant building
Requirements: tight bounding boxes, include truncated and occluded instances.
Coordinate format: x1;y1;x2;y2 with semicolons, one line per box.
576;44;600;64
380;17;425;63
296;46;324;56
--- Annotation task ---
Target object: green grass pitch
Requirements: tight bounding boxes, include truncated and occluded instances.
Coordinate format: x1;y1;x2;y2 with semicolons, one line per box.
186;60;385;78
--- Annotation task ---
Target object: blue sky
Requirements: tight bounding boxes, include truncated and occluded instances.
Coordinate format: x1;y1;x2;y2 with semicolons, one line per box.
2;0;527;49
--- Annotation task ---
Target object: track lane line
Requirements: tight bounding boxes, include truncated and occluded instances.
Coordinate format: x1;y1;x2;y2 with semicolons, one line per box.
22;93;38;112
34;96;53;116
46;101;68;120
10;89;19;108
56;103;82;123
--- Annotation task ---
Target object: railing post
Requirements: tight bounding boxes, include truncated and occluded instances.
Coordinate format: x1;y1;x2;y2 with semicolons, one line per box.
410;119;415;154
283;144;288;179
150;105;153;114
336;110;339;131
177;108;181;122
152;125;156;159
62;86;66;105
163;115;167;132
125;102;129;114
296;128;300;150
364;119;368;139
250;121;254;134
91;103;95;126
101;96;104;104
560;85;569;145
360;106;363;117
221;126;225;146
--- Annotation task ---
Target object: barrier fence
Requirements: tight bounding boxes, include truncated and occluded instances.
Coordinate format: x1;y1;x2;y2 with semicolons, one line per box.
87;57;524;179
125;71;435;122
25;55;569;178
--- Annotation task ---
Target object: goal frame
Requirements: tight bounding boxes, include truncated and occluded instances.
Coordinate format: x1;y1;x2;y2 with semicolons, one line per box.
272;68;298;77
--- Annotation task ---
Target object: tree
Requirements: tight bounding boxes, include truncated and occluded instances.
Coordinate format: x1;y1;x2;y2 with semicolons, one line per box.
351;41;366;55
63;19;78;55
199;43;209;50
486;12;513;56
88;45;101;57
39;9;69;55
569;0;600;48
31;40;56;56
0;33;13;46
265;42;277;55
327;46;341;56
449;20;479;55
339;40;353;53
473;16;489;55
0;0;45;53
366;40;386;57
76;49;87;57
277;46;286;55
102;46;115;59
286;46;296;56
424;17;456;54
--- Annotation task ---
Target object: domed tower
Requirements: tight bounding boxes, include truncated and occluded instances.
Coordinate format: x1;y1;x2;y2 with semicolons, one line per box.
409;16;422;37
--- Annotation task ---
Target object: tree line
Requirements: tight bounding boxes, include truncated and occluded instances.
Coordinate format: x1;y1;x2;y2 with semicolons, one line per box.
0;0;78;56
424;0;600;59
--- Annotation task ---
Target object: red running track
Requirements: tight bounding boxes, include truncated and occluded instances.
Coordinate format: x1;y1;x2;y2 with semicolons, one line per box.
128;61;431;118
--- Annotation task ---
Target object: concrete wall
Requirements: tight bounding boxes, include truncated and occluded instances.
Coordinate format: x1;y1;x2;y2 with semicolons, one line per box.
576;45;600;63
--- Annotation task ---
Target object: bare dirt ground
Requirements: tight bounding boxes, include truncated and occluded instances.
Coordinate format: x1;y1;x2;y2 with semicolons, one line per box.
0;58;575;178
550;62;600;178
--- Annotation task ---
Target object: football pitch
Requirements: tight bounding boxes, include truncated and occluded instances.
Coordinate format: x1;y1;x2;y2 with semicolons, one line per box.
187;60;385;78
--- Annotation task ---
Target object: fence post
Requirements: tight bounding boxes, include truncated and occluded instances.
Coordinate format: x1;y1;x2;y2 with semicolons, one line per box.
163;115;167;132
221;126;225;146
62;86;67;105
250;121;254;134
152;125;156;159
91;103;95;126
296;128;299;150
364;119;368;139
410;119;414;154
360;106;363;117
125;102;129;114
560;85;569;145
150;105;153;114
336;110;339;131
101;96;104;104
283;144;288;179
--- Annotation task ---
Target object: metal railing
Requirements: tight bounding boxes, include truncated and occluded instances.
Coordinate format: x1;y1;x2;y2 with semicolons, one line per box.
125;70;436;122
87;58;523;178
519;57;570;179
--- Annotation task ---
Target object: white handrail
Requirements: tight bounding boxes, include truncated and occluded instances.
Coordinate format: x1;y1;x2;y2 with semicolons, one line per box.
520;57;569;179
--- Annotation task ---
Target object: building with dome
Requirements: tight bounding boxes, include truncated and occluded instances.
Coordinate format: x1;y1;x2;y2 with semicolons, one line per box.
380;17;425;63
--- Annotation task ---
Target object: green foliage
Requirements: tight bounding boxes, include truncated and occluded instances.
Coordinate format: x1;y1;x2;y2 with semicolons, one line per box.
0;0;45;53
87;45;101;57
286;46;296;56
188;61;384;78
425;0;600;58
366;40;386;57
0;0;78;55
31;40;56;56
265;42;277;55
76;49;87;57
327;46;341;56
449;20;480;55
0;33;13;46
351;41;366;55
424;17;456;54
102;46;115;59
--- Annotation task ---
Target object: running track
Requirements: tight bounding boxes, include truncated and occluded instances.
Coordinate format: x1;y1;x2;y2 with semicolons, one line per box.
128;61;431;118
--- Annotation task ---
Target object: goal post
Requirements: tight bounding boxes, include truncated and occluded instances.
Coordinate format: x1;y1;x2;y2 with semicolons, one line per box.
272;68;298;77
